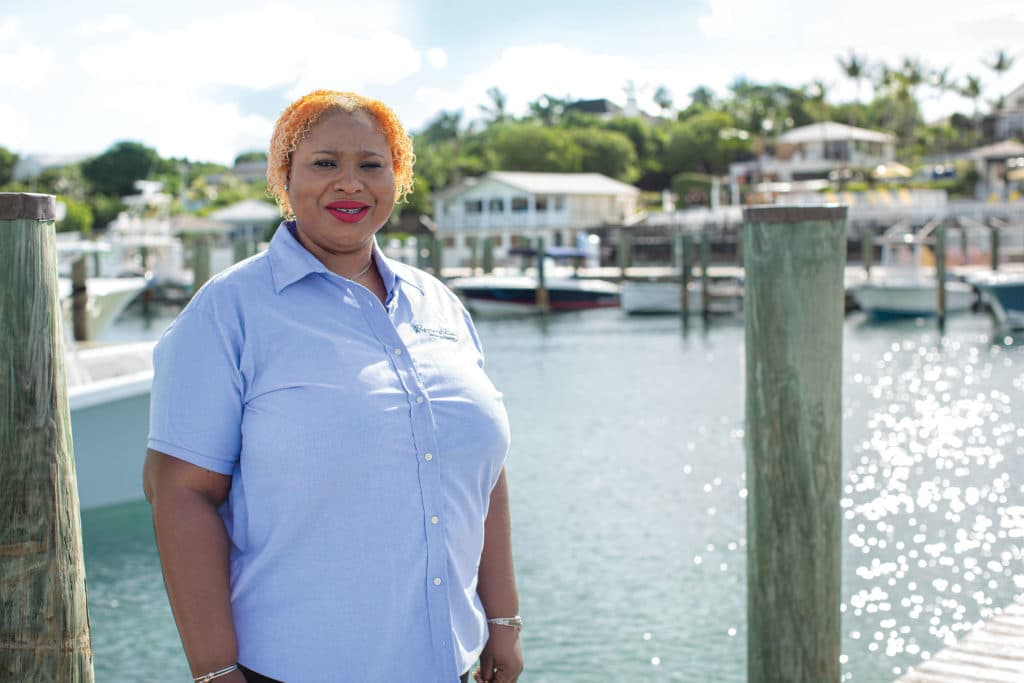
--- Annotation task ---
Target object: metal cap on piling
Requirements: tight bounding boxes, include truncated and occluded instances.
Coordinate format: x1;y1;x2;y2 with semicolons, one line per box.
0;192;57;221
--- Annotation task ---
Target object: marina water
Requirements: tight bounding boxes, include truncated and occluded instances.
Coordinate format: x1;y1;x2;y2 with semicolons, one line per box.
84;308;1024;682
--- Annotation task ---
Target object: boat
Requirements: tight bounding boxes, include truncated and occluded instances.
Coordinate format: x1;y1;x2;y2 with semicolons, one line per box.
449;274;620;315
848;219;976;319
849;278;976;318
66;340;154;510
967;270;1024;329
58;275;149;340
621;277;743;315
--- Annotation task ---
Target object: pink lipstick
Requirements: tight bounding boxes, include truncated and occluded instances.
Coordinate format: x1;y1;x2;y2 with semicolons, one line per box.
326;200;370;223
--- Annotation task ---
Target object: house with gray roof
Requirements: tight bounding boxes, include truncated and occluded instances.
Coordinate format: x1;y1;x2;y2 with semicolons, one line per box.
432;171;640;267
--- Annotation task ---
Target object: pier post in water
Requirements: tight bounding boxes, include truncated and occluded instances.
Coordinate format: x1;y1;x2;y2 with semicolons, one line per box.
699;228;711;317
990;222;1000;271
535;235;549;313
862;227;873;278
70;255;89;341
678;233;692;317
430;235;444;277
0;193;94;682
618;229;633;280
482;237;495;274
192;234;212;292
744;205;845;683
935;223;947;332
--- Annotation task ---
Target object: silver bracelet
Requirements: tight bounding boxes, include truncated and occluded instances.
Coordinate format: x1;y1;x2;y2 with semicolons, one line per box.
193;663;238;682
487;615;523;630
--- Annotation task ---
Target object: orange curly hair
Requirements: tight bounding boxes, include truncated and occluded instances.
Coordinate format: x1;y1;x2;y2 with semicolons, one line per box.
267;90;415;217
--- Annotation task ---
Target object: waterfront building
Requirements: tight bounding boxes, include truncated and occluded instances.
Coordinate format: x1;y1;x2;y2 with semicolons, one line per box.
992;81;1024;141
431;171;641;267
728;122;897;201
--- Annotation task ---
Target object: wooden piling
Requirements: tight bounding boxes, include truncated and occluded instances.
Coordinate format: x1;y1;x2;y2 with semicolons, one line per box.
862;228;873;278
700;229;711;317
618;230;633;280
743;205;845;683
0;193;94;682
70;256;88;341
482;237;495;274
535;236;549;313
192;235;212;292
678;233;692;317
469;236;479;275
430;235;444;277
936;224;947;332
990;223;1000;271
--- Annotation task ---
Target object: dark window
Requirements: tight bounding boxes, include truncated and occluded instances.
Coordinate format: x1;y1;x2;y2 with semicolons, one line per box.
511;197;529;212
488;198;505;212
535;196;548;212
464;199;483;214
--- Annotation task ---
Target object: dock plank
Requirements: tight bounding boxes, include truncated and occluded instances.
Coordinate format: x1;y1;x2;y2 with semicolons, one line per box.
895;597;1024;683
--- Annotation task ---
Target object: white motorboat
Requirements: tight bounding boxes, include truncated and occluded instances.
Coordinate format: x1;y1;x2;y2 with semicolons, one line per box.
967;270;1024;329
58;276;149;341
66;341;154;510
621;278;743;315
448;274;620;316
849;220;977;319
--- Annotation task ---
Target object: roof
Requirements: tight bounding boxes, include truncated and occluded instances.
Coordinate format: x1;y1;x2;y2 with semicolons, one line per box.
209;198;281;222
967;139;1024;160
487;171;639;196
170;214;233;235
778;122;896;145
564;98;623;116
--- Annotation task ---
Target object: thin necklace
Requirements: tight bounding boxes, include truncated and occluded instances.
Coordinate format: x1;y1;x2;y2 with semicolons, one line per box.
347;256;374;281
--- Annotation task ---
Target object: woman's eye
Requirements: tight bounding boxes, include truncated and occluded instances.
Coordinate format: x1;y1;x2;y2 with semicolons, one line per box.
361;162;383;170
313;159;336;168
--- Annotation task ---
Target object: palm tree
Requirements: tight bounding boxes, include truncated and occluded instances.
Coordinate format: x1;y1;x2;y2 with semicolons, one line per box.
959;74;983;137
982;49;1017;110
479;87;509;125
653;85;674;117
836;49;868;103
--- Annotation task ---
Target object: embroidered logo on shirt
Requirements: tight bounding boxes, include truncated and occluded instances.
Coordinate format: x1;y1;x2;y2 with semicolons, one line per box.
412;322;459;342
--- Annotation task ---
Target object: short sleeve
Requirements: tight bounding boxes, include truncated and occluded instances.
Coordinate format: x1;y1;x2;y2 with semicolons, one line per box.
147;307;243;475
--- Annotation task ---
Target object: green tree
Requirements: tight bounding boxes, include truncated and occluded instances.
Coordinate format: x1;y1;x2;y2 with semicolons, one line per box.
489;123;582;172
568;128;637;180
87;194;126;230
836;50;868;103
57;196;94;234
0;146;18;187
480;87;509;125
653;85;674;116
81;141;159;196
234;151;268;165
661;110;751;176
527;94;567;126
982;48;1017;109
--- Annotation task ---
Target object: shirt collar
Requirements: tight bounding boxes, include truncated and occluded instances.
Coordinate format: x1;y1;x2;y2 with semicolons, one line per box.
268;221;424;297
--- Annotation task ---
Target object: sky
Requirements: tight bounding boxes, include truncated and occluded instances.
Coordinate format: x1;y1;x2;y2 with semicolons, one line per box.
2;0;1023;166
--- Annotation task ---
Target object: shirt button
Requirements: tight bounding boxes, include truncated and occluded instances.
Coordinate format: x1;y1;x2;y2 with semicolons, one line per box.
424;453;433;461
431;515;439;524
393;348;403;355
433;577;442;586
416;395;425;404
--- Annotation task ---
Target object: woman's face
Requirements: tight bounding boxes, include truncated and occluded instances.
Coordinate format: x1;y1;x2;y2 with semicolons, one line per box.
287;108;396;264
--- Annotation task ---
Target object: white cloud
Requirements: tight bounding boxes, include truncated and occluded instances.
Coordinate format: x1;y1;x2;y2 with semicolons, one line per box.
0;17;18;42
0;103;31;151
76;4;424;94
0;17;53;87
78;15;137;34
426;48;448;69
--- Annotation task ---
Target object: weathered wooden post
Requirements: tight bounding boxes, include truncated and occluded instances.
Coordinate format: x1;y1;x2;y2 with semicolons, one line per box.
482;237;495;274
70;256;89;341
744;205;845;683
678;233;692;317
469;235;479;275
862;227;873;278
936;224;947;333
990;222;1000;272
431;235;444;277
700;228;711;317
0;193;94;682
618;230;633;280
192;234;212;293
232;238;249;264
535;236;549;313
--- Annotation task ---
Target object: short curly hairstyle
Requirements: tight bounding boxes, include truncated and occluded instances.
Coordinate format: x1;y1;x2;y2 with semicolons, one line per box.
266;90;415;217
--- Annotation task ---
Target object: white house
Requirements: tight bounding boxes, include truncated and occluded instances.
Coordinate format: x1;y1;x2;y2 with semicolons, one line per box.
432;171;640;267
994;81;1024;141
729;122;897;193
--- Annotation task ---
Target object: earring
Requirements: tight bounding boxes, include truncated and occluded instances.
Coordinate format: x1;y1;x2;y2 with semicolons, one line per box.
284;184;289;191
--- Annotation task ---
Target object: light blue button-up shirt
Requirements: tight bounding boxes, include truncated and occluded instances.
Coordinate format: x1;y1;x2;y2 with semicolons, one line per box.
148;222;511;682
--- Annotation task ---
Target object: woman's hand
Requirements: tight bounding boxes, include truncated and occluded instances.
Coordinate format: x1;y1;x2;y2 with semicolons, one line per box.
473;625;523;683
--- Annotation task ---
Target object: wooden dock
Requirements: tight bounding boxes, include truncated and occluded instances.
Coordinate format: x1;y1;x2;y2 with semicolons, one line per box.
895;597;1024;683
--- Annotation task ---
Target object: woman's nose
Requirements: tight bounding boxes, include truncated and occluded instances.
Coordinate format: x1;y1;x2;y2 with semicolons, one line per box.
333;165;364;193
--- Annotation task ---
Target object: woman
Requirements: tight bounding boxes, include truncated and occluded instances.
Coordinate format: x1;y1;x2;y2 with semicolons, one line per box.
144;90;522;683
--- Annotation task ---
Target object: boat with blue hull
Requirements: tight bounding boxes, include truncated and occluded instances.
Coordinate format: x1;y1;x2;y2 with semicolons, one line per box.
968;271;1024;329
449;274;620;316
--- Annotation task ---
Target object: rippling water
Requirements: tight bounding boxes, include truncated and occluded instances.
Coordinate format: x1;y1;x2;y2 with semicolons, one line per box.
82;309;1024;682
